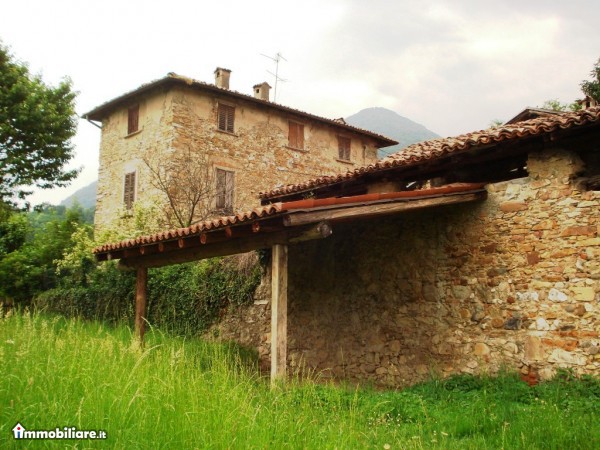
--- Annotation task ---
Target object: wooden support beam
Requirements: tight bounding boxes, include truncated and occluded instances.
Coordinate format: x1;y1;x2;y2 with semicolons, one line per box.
271;244;288;382
283;191;487;227
119;221;333;269
288;221;332;242
134;267;148;344
140;245;158;256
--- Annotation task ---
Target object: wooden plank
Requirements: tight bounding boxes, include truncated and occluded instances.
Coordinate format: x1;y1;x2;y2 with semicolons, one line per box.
135;267;148;343
119;221;333;269
283;191;487;227
271;244;288;382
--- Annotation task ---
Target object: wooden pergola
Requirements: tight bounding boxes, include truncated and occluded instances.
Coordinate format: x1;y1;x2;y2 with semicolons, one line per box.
94;184;487;381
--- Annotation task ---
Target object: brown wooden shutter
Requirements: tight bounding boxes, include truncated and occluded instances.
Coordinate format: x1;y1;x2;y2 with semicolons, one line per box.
226;106;234;133
123;172;136;209
225;170;234;213
128;105;139;134
216;168;234;212
288;121;297;147
338;136;351;160
218;104;235;133
216;169;226;209
218;106;226;131
288;121;304;149
297;123;304;149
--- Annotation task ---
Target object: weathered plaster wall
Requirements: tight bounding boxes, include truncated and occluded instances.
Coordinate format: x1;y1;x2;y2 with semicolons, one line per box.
95;85;380;234
215;149;600;386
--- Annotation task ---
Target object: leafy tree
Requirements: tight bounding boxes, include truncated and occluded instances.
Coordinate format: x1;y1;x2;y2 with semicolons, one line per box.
539;99;580;112
581;58;600;102
0;42;78;206
0;211;29;256
0;206;85;304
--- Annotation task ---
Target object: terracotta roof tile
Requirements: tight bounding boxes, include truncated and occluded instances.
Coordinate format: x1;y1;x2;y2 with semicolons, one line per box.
93;203;283;254
93;183;486;256
260;107;600;200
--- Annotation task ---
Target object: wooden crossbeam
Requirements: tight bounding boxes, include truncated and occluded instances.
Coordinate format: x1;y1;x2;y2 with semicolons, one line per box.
119;221;333;269
283;191;487;227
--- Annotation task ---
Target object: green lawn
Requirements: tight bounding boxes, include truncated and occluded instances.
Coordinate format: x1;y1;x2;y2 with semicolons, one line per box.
1;313;599;449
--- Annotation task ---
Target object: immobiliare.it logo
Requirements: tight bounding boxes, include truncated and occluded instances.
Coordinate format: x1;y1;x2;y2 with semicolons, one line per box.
12;422;107;440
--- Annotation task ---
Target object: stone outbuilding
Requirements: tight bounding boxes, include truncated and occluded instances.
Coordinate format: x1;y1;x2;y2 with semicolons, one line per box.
94;106;600;386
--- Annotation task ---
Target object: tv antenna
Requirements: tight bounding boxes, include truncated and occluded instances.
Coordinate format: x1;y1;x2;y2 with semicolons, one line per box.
261;52;288;102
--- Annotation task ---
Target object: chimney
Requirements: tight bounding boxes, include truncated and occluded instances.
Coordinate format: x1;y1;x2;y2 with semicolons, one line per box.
253;82;271;101
578;95;598;110
214;67;231;89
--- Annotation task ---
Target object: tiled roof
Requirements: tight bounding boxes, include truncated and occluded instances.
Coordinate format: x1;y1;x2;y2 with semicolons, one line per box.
260;107;600;200
93;183;485;256
93;204;283;253
83;73;397;147
504;107;564;125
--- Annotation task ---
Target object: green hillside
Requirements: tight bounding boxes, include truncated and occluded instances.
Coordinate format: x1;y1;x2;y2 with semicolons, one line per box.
60;180;97;209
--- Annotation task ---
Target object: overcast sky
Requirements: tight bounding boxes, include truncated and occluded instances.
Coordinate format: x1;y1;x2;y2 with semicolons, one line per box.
2;0;599;205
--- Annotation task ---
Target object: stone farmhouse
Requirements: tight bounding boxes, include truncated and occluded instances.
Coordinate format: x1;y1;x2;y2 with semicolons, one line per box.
94;105;600;387
84;68;397;231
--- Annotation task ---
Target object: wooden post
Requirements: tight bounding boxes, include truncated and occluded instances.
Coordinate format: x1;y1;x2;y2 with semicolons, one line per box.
135;267;148;344
271;244;288;382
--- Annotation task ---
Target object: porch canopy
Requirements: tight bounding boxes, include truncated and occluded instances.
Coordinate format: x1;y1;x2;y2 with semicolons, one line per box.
93;183;487;381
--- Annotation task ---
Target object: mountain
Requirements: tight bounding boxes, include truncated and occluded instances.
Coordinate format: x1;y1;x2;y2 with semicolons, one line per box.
60;180;97;209
346;107;440;158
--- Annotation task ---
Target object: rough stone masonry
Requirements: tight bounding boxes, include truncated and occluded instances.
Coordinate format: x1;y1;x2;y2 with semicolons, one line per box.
213;148;599;387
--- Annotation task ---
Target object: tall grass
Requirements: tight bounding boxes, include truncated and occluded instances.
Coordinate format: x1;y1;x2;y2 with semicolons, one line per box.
1;313;599;449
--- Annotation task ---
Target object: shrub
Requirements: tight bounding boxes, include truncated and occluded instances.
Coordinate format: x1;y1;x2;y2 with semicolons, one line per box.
35;253;262;336
0;205;87;304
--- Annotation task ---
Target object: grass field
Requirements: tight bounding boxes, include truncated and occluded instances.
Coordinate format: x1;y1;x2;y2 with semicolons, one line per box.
1;313;599;449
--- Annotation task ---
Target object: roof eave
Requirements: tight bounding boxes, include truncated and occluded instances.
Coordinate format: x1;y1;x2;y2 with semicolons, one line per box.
82;76;177;121
81;74;398;145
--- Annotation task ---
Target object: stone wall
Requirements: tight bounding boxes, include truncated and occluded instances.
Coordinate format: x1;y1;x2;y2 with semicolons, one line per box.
95;90;174;232
94;85;381;234
169;86;379;209
214;148;600;386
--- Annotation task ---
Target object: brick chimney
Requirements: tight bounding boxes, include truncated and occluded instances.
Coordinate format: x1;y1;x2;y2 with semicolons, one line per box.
214;67;231;89
253;82;271;101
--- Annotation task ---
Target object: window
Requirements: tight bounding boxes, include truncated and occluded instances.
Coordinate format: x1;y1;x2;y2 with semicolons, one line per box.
123;171;136;210
217;103;235;133
127;104;139;135
288;121;304;149
215;168;234;213
338;136;351;161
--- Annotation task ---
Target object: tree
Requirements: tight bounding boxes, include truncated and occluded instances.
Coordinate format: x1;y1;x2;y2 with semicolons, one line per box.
0;205;85;304
0;43;78;206
143;145;216;228
581;57;600;102
539;99;580;112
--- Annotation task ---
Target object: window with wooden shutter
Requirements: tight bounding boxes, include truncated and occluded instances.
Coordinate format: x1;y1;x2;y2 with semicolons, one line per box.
288;121;304;149
338;136;351;161
215;168;234;213
217;104;235;133
127;105;139;135
123;171;136;209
